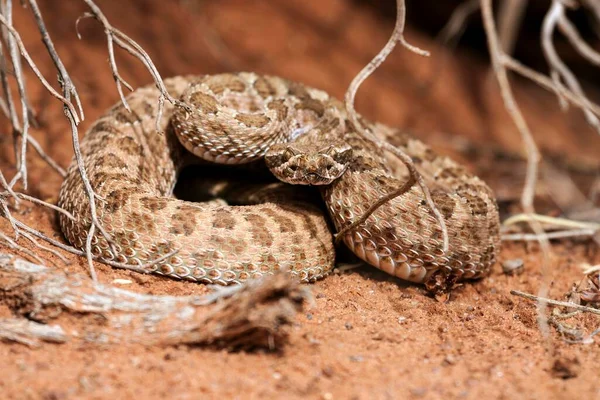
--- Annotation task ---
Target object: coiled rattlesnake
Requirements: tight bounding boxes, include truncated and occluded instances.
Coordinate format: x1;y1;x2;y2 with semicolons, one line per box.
58;73;500;293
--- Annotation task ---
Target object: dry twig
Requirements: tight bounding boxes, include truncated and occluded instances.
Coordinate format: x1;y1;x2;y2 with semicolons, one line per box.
0;0;185;279
511;289;600;317
481;0;553;337
0;255;308;350
344;0;450;252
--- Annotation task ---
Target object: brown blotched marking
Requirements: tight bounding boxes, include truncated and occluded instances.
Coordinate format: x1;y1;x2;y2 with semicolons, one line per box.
462;193;489;217
90;120;122;136
178;204;201;213
267;99;288;121
116;136;144;156
126;211;157;235
294;98;325;117
92;130;121;149
90;172;138;193
212;209;236;230
170;207;197;236
95;153;128;170
319;117;340;134
151;240;177;257
188;91;219;114
235;113;271;128
140;99;155;117
287;82;310;99
205;74;246;95
89;171;115;186
278;203;320;240
103;173;141;188
112;105;140;125
423;148;438;162
228;237;249;256
140;197;169;212
456;182;483;195
430;190;456;220
104;190;130;213
261;208;296;233
437;166;468;181
244;213;273;246
348;154;382;173
138;163;155;184
253;76;277;98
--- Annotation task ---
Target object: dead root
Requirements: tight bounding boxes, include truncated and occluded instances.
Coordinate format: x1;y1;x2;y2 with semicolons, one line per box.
0;254;309;351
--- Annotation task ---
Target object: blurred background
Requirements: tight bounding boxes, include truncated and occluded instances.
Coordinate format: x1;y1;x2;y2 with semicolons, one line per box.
4;0;596;213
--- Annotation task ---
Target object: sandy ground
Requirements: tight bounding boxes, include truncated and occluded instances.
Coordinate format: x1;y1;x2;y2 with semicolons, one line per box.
1;1;600;399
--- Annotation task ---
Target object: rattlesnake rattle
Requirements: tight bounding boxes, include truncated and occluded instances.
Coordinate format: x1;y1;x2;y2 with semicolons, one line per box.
58;72;500;294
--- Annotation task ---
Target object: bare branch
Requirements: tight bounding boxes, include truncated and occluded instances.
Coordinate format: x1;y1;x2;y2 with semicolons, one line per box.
0;255;308;350
27;0;84;121
2;0;29;188
344;0;450;252
481;0;552;337
511;289;600;316
542;1;600;132
79;0;178;131
0;319;67;347
438;0;480;46
0;13;80;122
497;0;528;56
503;56;600;116
502;228;597;241
0;231;44;265
558;13;600;66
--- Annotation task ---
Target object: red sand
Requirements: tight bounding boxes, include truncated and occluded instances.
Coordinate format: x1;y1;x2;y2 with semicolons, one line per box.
1;1;599;399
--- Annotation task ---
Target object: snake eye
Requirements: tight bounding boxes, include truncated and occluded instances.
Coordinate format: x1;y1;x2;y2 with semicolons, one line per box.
328;145;352;164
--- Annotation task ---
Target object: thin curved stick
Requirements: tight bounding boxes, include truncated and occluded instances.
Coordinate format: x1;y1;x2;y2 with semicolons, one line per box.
0;14;79;123
503;213;600;230
79;1;178;131
480;0;552;338
335;173;416;245
502;228;597;241
542;1;600;131
2;0;29;189
27;0;84;121
344;0;450;252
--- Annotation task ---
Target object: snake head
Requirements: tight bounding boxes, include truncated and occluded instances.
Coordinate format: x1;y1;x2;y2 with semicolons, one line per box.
265;140;352;185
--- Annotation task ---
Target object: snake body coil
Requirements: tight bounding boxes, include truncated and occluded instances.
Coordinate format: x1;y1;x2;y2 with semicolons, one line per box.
58;73;500;292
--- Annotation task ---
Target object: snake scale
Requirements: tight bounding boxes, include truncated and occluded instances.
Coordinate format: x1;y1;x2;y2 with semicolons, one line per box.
58;73;500;293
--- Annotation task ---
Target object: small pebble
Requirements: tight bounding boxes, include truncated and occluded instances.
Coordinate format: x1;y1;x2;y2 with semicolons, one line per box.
344;322;353;330
502;258;524;275
443;354;457;365
322;366;334;377
410;387;428;397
